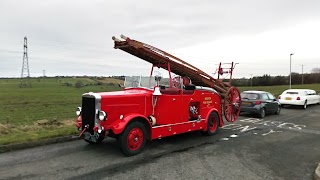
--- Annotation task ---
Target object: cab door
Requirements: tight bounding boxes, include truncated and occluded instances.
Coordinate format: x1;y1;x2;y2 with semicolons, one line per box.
154;93;183;125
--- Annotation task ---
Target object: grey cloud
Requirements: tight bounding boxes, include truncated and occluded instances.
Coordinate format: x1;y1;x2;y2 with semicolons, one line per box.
1;0;320;77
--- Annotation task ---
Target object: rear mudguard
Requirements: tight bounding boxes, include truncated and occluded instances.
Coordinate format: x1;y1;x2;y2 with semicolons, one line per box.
107;113;151;135
203;108;224;131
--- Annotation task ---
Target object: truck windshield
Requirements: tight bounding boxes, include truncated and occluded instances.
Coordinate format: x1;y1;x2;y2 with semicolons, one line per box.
124;76;170;88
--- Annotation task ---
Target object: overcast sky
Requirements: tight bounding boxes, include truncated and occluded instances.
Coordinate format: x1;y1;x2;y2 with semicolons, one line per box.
1;0;320;78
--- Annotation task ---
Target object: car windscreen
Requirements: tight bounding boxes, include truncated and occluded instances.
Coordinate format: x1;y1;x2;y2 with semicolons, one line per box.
241;93;259;100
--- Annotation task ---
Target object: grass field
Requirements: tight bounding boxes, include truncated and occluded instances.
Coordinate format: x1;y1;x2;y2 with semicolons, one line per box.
0;77;122;145
1;78;319;145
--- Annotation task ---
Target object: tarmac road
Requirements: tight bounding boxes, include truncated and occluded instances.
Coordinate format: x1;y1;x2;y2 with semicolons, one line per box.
0;105;319;180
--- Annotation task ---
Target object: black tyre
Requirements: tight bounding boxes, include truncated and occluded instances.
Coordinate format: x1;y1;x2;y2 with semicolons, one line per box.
203;112;219;136
303;101;307;109
259;108;266;118
118;121;147;156
84;134;105;144
275;105;281;115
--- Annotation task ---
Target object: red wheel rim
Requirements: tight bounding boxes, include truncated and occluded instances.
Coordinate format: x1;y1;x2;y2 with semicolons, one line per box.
224;87;241;122
209;116;218;132
127;127;144;151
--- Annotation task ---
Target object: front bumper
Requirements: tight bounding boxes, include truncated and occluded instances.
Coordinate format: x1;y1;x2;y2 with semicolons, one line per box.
83;132;100;142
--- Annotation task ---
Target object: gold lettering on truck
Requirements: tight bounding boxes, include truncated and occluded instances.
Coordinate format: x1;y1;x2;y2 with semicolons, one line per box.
203;97;212;104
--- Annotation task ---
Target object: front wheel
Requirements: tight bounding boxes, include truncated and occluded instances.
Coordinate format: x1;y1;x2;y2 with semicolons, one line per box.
118;121;147;156
203;112;219;136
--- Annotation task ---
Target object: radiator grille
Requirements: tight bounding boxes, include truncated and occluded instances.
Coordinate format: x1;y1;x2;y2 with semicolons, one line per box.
81;96;96;134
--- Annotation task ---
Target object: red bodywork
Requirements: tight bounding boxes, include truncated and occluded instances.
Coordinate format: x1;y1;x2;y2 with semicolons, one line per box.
76;86;223;140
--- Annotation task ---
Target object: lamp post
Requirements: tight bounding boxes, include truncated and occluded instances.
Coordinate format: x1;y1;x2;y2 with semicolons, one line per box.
289;53;294;89
300;65;305;84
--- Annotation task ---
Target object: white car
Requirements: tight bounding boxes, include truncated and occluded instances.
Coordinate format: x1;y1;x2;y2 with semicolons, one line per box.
278;89;320;109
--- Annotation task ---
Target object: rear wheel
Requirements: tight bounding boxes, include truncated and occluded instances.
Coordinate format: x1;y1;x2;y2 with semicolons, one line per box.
118;121;147;156
258;108;266;118
203;112;219;136
275;105;281;115
303;101;307;109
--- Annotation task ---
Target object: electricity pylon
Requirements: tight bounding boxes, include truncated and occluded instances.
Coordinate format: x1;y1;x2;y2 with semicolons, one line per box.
20;36;32;88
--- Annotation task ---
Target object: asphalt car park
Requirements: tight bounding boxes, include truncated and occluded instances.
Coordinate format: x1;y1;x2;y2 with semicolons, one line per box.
0;105;319;180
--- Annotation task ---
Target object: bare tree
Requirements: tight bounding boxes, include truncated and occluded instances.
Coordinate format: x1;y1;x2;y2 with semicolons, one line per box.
311;67;320;74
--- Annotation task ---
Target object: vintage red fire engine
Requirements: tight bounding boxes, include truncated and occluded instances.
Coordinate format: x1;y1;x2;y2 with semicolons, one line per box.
76;35;241;156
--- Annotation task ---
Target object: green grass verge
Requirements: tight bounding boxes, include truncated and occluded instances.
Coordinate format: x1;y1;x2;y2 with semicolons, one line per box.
0;124;77;145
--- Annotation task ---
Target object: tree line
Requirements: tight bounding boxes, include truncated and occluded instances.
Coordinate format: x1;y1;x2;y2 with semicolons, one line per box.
232;68;320;87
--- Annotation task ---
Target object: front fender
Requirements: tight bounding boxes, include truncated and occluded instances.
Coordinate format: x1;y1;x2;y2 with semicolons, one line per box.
76;116;82;128
108;113;151;135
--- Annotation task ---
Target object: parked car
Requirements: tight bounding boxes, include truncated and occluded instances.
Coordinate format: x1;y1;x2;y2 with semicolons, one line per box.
240;90;281;118
278;89;320;109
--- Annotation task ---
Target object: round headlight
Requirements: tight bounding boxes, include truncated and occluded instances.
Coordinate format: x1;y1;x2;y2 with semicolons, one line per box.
76;107;82;116
98;111;107;121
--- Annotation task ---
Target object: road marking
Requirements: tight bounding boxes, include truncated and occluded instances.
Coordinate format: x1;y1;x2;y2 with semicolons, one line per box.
284;128;320;135
223;118;320;136
261;129;283;136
